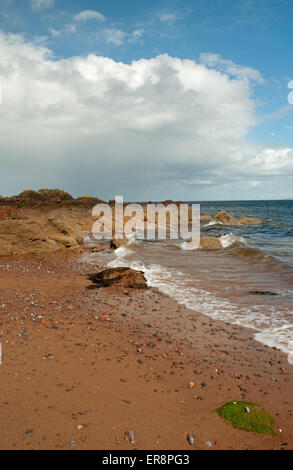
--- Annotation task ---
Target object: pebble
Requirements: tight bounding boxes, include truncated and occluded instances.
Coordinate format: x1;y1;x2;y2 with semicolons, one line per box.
124;430;137;444
69;440;77;447
25;430;33;436
244;406;251;413
187;434;195;446
205;441;213;447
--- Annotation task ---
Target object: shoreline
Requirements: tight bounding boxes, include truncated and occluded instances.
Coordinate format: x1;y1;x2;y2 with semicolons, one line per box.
0;253;292;450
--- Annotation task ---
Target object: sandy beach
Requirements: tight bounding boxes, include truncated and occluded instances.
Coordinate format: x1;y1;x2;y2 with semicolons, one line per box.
1;0;293;454
0;252;292;450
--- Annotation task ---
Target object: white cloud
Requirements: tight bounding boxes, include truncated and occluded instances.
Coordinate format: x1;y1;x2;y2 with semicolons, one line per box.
30;0;54;11
104;29;126;46
200;53;264;84
74;10;105;23
132;29;144;38
49;28;61;37
158;13;178;24
0;32;292;199
49;24;76;37
128;29;145;44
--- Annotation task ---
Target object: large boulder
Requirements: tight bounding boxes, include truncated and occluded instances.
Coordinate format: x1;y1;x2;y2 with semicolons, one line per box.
0;219;58;256
213;210;263;225
0;214;83;256
87;267;148;289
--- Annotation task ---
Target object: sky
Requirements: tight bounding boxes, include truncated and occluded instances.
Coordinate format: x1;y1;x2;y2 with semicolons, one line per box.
0;0;292;201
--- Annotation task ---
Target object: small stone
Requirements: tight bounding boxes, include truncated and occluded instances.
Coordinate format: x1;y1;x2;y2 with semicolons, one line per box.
187;434;195;446
205;441;213;447
69;440;77;447
201;382;207;388
188;381;195;389
43;354;55;360
25;430;33;436
124;430;137;444
244;406;250;413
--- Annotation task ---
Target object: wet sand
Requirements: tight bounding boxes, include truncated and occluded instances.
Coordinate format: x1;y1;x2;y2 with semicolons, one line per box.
0;254;292;450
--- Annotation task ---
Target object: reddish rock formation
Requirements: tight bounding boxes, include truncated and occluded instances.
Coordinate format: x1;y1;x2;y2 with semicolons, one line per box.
200;237;223;249
87;267;148;289
213;210;238;225
213;210;262;226
0;206;22;219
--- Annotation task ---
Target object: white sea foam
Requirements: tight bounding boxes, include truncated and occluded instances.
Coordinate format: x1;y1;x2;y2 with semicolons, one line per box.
219;233;246;248
180;241;199;251
180;233;245;250
107;245;133;268
203;220;223;227
107;246;292;358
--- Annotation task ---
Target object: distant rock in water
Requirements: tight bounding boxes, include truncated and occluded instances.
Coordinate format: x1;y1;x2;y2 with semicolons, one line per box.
200;215;212;222
238;216;263;225
249;290;279;296
200;237;223;250
213;210;262;226
87;267;148;289
213;210;238;225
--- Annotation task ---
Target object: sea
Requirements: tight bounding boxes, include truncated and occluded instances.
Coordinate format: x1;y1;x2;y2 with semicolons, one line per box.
82;200;293;360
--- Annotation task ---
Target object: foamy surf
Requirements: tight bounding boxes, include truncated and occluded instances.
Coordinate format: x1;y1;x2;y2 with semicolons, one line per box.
203;220;223;227
219;233;246;248
180;232;245;250
108;243;292;359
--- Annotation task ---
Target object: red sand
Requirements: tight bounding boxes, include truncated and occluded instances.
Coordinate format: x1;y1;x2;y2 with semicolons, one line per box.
0;254;292;450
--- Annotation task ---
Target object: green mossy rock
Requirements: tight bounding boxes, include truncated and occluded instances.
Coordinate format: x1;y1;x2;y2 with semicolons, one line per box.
215;401;278;436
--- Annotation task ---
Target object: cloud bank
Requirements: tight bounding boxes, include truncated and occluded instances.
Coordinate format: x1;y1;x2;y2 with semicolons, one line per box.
0;32;292;199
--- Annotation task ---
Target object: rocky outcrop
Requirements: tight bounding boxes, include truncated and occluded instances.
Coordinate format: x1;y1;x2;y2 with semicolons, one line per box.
0;206;22;219
213;210;238;225
213;210;262;226
1;189;73;207
0;213;84;256
0;189;104;208
238;216;262;225
200;237;223;249
87;267;148;289
183;237;223;250
0;188;105;256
